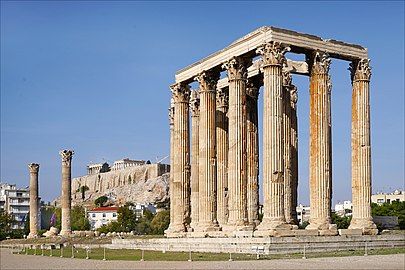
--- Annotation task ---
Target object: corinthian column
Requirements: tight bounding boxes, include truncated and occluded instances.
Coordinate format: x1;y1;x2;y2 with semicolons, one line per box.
290;86;299;224
246;80;260;227
223;56;253;231
167;100;175;231
60;149;74;236
307;51;334;231
190;90;200;230
348;59;377;235
195;70;220;232
256;42;292;231
28;163;40;238
282;70;295;224
216;87;229;226
166;83;190;234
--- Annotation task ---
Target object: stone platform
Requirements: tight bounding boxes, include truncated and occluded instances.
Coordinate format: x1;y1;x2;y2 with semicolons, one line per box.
107;234;405;254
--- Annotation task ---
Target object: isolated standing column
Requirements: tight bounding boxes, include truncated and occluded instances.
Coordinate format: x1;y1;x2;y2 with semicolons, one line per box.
60;149;74;236
348;59;377;235
28;163;40;238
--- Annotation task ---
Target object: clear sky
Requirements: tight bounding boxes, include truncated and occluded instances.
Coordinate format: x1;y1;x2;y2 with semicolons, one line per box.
1;1;404;204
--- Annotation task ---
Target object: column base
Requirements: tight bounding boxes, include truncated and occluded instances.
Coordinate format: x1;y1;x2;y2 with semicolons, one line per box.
255;218;293;231
349;218;378;235
59;230;72;237
27;233;39;239
306;219;335;231
164;223;187;235
194;221;221;232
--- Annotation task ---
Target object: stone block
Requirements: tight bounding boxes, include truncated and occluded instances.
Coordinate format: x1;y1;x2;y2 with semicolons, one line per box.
319;229;338;236
294;229;319;236
338;229;363;236
363;228;379;235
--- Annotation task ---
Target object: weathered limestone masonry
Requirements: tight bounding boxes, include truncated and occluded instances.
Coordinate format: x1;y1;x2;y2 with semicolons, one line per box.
190;90;200;230
246;80;260;227
168;26;376;237
216;88;229;227
27;163;40;239
223;57;252;232
348;59;378;235
60;149;74;237
165;83;190;235
168;100;175;229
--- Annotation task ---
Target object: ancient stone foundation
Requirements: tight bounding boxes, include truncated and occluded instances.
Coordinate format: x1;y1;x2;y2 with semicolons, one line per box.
166;26;376;237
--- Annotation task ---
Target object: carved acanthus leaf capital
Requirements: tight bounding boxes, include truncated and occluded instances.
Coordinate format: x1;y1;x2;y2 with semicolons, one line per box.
256;41;290;67
246;80;260;100
349;58;371;82
60;150;74;166
168;103;174;125
189;90;200;117
170;83;190;103
222;56;250;81
195;70;220;93
28;163;40;173
216;88;229;109
309;51;331;75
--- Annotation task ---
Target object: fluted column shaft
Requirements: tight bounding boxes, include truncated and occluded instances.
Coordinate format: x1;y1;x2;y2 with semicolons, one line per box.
256;42;291;230
246;82;260;226
190;91;200;230
349;59;377;234
28;163;40;238
196;71;220;232
290;86;299;224
168;103;175;228
216;88;229;226
60;150;74;236
223;57;251;229
282;71;294;224
167;83;190;233
307;52;333;230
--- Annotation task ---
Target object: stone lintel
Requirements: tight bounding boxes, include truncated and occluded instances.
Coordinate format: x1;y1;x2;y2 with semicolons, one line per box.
338;229;363;236
216;59;308;89
175;26;367;84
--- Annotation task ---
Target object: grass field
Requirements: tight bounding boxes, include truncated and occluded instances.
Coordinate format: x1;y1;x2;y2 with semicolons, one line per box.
11;246;405;261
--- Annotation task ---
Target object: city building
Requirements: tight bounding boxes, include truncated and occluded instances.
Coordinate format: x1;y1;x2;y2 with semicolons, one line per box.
131;203;156;220
334;200;353;217
87;206;119;229
296;204;310;225
0;182;40;229
372;190;405;205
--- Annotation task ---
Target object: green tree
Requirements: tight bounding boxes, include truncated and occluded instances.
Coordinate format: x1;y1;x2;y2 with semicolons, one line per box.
117;204;137;232
71;206;90;231
150;210;170;234
80;186;89;200
94;196;108;207
0;210;15;240
331;212;351;229
372;201;405;229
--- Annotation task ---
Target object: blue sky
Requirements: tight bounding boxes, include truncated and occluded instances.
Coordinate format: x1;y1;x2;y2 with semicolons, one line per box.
1;1;404;204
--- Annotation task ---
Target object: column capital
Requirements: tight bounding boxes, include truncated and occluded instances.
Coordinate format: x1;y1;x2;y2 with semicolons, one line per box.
216;88;229;109
189;90;200;117
168;105;174;125
282;69;293;87
195;70;220;93
170;83;190;103
349;58;372;83
222;56;251;81
28;163;40;173
308;51;331;75
246;80;260;100
256;41;290;67
60;150;74;166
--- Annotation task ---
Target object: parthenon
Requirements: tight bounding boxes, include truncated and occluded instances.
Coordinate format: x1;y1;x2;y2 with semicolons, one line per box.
166;26;377;237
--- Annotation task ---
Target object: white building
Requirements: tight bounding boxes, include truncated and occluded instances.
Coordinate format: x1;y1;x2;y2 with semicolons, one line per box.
296;204;310;225
111;158;146;171
372;190;405;205
0;183;39;229
88;206;118;229
131;203;156;220
334;200;353;217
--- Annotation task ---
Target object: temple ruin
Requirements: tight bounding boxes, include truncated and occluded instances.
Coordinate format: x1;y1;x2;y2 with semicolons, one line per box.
166;26;377;237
